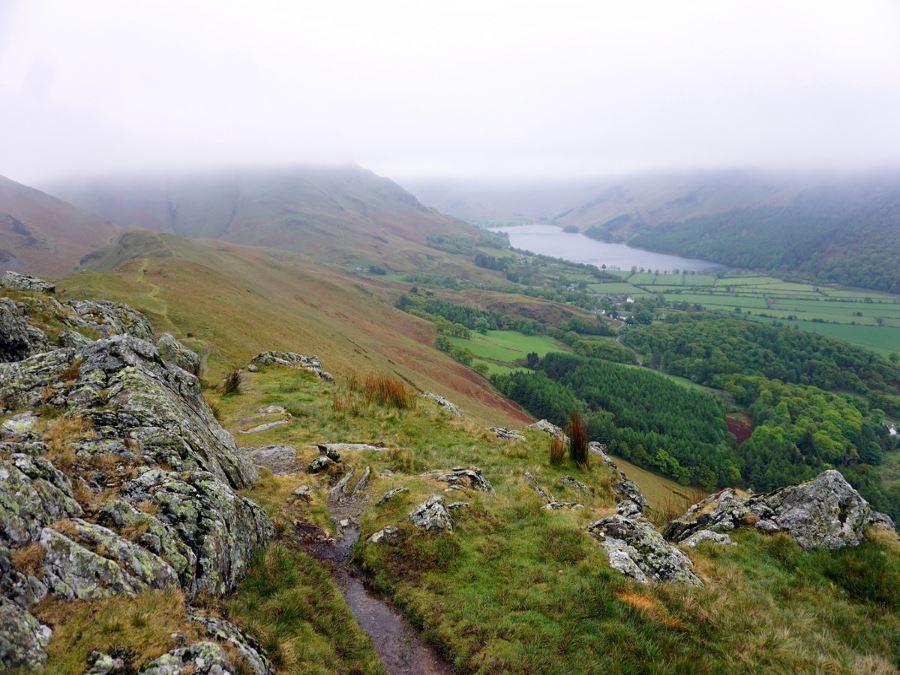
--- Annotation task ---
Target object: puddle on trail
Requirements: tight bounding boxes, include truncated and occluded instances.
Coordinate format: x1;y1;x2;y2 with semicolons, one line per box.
297;521;454;675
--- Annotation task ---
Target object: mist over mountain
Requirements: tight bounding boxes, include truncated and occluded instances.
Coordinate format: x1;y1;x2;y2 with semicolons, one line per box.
49;165;476;271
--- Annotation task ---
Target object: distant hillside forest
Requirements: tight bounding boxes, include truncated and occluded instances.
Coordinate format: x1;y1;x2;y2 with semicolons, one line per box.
624;202;900;293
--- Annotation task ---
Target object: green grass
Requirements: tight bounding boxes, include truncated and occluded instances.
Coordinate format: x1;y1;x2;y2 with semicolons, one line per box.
448;330;569;365
224;544;384;674
211;365;899;673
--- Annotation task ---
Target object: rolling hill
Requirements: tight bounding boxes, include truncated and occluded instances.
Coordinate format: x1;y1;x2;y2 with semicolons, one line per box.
64;230;530;425
50;165;479;273
0;174;120;276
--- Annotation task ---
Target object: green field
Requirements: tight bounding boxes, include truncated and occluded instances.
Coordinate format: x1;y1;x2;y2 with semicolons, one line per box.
614;273;900;356
449;329;570;374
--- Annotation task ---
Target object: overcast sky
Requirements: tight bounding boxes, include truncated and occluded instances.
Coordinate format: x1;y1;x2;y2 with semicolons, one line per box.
2;0;899;184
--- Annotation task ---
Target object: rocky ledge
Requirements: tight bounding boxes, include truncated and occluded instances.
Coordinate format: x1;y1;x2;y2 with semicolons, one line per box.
0;280;274;671
664;470;894;550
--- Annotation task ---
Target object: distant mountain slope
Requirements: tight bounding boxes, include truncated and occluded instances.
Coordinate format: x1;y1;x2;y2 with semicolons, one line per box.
407;170;900;293
51;165;478;271
68;230;530;425
558;171;900;293
0;175;120;275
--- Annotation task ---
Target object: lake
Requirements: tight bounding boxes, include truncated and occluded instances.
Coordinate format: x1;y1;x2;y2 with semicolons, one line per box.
492;224;724;273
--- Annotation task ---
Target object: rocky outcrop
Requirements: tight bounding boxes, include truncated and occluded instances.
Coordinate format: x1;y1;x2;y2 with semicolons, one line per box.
491;427;525;441
424;467;494;494
0;281;274;670
156;333;201;376
250;351;333;381
523;471;583;511
588;516;702;586
189;612;274;675
0;596;50;671
376;486;409;506
243;445;300;474
681;530;735;548
528;419;567;440
664;470;892;550
0;271;55;293
409;496;453;532
421;392;463;416
0;298;49;362
138;641;235;674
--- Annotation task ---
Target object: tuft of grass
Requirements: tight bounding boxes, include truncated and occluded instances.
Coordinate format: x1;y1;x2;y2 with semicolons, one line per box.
43;416;94;470
223;369;242;396
549;435;566;466
567;410;589;468
10;542;46;576
357;373;415;410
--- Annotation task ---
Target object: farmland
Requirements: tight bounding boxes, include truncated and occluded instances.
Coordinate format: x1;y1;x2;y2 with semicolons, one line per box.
448;329;570;375
591;271;900;356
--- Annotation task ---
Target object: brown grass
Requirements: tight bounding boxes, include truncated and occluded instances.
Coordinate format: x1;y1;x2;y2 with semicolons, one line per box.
59;359;82;385
567;411;589;468
614;591;683;629
11;542;46;576
549;435;566;465
35;590;214;674
43;416;94;470
355;373;415;410
137;500;159;516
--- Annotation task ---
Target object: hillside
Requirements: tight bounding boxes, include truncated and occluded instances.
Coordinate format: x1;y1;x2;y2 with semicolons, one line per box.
50;166;479;273
0;175;120;276
1;275;897;673
63;230;529;425
408;170;900;293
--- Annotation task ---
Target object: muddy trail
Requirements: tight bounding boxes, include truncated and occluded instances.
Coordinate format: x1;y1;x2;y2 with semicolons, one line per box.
296;469;454;675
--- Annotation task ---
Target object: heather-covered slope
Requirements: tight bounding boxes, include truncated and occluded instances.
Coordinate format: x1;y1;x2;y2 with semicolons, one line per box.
0;175;119;276
51;165;478;272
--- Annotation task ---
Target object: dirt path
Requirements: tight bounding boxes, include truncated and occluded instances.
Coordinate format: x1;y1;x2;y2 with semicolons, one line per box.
296;479;454;675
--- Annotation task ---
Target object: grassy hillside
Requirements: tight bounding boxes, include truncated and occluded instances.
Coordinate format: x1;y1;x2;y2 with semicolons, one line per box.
0;174;120;275
61;231;529;425
216;363;900;674
50;165;480;273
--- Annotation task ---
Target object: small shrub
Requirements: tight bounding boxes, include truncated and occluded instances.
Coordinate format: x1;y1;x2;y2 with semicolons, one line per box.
567;411;589;468
549;436;566;465
222;369;242;396
361;373;415;409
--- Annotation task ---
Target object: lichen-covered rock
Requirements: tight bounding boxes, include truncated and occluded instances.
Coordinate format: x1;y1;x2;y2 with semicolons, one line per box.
368;525;400;544
665;471;888;550
39;527;153;600
0;412;39;438
681;530;735;548
424;467;494;493
0;596;51;670
0;548;48;608
189;612;274;675
0;271;55;293
98;500;197;587
85;650;129;674
491;427;525;441
528;419;567;441
409;495;453;532
123;469;274;596
613;479;647;517
421;392;463;416
588;515;702;586
561;476;593;495
0;455;82;548
0;298;49;362
250;351;332;381
138;641;234;674
376;486;409;506
66;299;154;340
242;445;300;475
156;333;201;376
308;455;336;473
